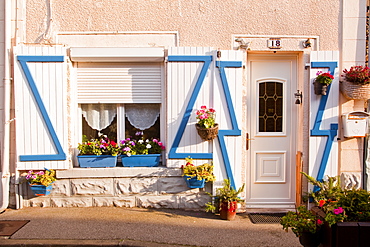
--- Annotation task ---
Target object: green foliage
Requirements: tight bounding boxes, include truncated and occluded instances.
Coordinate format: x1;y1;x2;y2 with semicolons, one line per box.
25;169;56;186
280;206;323;237
337;189;370;222
182;157;216;182
205;179;244;213
78;136;120;156
316;71;334;85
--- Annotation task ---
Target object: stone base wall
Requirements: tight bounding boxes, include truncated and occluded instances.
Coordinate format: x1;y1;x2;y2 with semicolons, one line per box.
20;168;211;209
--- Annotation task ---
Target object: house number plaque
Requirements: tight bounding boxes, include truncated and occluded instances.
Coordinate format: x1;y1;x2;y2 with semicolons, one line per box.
268;38;282;49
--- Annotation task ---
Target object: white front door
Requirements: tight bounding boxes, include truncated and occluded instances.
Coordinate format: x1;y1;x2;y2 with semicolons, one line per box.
246;54;298;209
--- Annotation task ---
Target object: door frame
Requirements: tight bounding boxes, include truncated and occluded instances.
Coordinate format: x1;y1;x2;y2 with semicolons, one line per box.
244;51;304;209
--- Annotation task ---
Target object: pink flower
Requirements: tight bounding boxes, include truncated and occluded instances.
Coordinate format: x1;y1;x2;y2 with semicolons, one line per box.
333;207;344;215
200;105;207;109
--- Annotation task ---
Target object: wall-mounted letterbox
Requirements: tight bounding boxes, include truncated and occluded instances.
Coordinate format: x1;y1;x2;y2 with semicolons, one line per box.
342;111;370;138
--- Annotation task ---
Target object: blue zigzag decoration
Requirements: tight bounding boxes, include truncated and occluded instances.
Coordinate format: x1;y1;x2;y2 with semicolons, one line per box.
310;61;338;191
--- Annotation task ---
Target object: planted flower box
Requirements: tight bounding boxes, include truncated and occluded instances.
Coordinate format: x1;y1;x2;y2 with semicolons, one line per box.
121;154;160;167
77;155;117;168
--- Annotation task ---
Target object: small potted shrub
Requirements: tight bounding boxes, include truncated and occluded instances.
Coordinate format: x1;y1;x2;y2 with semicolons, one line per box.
205;179;244;221
341;65;370;99
195;105;218;141
25;169;56;196
280;206;324;247
314;71;334;95
181;157;215;188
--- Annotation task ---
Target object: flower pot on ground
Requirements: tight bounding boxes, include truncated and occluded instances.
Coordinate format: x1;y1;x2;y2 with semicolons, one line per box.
205;179;245;221
280;205;323;247
195;105;218;141
340;65;370;100
313;71;334;95
181;157;215;189
24;169;56;197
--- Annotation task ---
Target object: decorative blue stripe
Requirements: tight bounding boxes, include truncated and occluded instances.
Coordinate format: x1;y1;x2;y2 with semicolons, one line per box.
168;55;213;159
310;61;338;190
17;55;66;161
216;61;242;189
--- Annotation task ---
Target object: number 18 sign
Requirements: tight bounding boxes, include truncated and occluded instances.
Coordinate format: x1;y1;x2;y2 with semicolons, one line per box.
268;38;282;49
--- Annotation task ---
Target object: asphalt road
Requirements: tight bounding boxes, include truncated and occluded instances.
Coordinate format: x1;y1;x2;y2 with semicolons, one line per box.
0;207;301;247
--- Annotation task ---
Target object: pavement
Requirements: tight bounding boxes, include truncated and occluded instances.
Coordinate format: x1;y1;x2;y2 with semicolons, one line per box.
0;207;301;247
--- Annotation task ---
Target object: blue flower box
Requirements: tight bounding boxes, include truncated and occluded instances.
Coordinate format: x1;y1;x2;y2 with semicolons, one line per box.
77;155;117;168
184;175;205;188
121;154;160;167
29;183;53;196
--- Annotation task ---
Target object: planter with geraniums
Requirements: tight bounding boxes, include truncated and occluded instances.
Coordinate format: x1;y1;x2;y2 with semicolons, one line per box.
195;105;218;141
119;131;165;167
77;136;120;168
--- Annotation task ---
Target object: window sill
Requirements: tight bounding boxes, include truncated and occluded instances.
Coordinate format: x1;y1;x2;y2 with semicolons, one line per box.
56;167;182;179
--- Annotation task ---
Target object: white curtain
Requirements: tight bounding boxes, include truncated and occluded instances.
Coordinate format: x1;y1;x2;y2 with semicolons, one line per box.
125;104;160;130
82;104;117;131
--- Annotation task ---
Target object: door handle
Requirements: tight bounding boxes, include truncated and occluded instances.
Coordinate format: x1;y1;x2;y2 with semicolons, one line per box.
246;133;254;150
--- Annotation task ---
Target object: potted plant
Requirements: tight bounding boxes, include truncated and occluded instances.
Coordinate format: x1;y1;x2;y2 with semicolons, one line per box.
77;135;120;168
205;179;245;221
25;169;56;196
314;71;334;95
119;131;165;167
181;157;216;188
280;206;324;247
195;105;218;141
340;65;370;99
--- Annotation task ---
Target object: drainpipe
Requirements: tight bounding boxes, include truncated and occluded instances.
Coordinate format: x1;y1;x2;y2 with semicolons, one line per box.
0;0;12;213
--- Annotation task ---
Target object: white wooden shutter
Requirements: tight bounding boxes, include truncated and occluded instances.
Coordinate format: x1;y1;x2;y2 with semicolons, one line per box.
309;51;339;180
166;47;243;189
14;46;69;170
76;62;162;103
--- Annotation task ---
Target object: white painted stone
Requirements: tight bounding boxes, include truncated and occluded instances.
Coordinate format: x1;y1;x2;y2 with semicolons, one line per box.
137;195;178;208
179;194;210;209
71;179;114;195
158;177;192;194
51;197;93;207
341;172;362;189
115;178;158;195
28;198;51;207
52;180;70;196
93;196;136;207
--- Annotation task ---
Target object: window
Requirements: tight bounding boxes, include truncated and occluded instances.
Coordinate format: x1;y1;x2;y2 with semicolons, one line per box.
81;103;161;142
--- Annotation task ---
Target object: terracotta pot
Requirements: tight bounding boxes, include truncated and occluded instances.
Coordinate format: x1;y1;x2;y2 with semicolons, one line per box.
219;201;237;221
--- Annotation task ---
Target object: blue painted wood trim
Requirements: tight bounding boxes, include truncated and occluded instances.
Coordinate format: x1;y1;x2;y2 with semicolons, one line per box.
310;61;338;189
216;61;242;189
17;55;66;161
167;55;213;159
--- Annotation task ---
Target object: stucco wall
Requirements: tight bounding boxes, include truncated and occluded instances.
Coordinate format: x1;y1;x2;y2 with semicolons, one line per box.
25;0;340;50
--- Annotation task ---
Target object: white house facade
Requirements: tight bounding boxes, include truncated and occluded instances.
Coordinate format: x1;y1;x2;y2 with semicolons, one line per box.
0;0;369;210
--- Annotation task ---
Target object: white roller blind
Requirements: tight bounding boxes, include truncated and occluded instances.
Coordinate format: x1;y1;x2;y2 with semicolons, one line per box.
77;62;162;103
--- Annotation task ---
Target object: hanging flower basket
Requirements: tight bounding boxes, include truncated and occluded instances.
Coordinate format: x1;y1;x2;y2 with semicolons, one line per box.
196;123;219;141
313;80;328;95
340;80;370;100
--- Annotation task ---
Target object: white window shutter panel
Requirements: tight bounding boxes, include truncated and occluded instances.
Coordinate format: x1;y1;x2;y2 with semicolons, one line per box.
14;46;69;170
